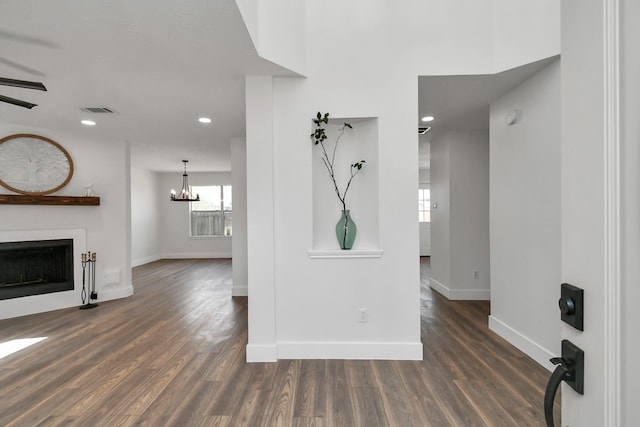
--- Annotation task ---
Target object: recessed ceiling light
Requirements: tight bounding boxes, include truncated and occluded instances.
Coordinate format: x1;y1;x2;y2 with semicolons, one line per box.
421;116;435;122
198;117;212;124
81;120;96;126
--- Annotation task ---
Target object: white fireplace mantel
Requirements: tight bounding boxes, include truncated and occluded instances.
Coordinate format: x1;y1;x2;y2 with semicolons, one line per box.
0;228;86;320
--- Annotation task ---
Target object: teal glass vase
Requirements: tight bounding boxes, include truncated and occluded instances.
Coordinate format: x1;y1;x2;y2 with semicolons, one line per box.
335;210;357;250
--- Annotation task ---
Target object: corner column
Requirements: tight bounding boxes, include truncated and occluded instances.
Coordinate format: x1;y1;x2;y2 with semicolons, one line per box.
245;76;277;362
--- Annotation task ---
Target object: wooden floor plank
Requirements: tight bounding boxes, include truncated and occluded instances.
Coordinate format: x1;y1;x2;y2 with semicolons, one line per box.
293;359;326;418
6;388;78;427
454;379;522;427
258;359;300;426
346;360;376;388
0;257;558;426
352;387;390;427
164;379;224;426
395;360;452;426
229;362;279;426
324;360;358;427
34;415;79;427
371;360;418;426
291;417;326;427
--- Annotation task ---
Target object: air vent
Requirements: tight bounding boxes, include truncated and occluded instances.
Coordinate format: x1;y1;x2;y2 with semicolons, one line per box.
81;106;116;113
418;126;431;135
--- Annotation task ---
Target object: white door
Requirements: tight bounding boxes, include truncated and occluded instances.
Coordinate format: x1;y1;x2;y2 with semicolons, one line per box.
560;1;637;424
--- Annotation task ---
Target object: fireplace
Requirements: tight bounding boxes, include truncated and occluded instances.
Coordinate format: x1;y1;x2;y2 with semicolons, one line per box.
0;239;74;300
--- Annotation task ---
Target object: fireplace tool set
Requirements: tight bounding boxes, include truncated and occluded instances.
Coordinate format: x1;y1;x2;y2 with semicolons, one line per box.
79;251;98;309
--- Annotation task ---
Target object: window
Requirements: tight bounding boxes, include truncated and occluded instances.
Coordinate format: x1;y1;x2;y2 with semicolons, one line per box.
418;188;431;222
189;185;232;237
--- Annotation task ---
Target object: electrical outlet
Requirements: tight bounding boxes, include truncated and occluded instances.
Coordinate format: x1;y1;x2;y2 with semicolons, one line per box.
473;270;479;279
358;308;368;323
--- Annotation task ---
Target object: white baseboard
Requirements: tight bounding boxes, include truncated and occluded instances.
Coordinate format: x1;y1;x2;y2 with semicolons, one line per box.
488;315;555;371
232;285;248;296
99;285;134;302
429;278;490;300
245;341;423;362
132;255;162;267
133;253;232;267
276;341;423;361
161;252;232;259
246;344;278;362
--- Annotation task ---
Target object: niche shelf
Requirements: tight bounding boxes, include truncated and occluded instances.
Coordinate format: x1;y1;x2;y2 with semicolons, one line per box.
310;116;380;255
0;195;100;206
307;249;384;259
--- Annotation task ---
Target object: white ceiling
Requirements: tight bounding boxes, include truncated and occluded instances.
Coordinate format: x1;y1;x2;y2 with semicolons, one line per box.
417;55;559;168
0;1;557;174
0;0;294;172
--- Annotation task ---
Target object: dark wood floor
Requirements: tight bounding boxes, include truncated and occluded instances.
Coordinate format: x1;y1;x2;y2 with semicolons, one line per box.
0;257;558;426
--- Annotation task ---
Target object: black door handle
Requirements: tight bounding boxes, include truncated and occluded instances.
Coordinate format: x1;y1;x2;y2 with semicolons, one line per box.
544;340;584;427
544;360;570;427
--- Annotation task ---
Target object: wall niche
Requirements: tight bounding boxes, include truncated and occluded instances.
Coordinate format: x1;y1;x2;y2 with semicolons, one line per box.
310;116;380;256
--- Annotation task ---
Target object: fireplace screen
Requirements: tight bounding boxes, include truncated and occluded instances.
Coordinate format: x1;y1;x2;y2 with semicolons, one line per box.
0;239;74;300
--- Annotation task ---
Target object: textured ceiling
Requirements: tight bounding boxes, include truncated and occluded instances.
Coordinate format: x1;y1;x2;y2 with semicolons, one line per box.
0;0;294;172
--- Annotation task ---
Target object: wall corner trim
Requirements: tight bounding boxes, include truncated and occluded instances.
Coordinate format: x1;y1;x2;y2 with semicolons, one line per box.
246;344;278;362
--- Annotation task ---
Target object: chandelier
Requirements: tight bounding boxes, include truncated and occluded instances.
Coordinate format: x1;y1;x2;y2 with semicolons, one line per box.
170;160;200;202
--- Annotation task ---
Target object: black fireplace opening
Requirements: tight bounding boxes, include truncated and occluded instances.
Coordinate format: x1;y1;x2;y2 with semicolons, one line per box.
0;239;74;300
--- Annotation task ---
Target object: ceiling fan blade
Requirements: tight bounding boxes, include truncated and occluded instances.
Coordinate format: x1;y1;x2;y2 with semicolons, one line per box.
0;77;46;91
0;94;37;109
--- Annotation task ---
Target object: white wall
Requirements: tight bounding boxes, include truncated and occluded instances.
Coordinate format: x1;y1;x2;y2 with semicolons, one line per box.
430;130;490;300
234;0;306;75
131;167;161;266
622;1;640;423
450;130;490;297
231;137;248;296
265;78;422;360
158;171;233;258
430;138;451;289
0;122;133;318
492;0;560;72
243;0;560;362
488;59;560;370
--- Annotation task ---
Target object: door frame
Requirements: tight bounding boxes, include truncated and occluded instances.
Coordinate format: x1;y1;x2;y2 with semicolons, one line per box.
602;0;621;423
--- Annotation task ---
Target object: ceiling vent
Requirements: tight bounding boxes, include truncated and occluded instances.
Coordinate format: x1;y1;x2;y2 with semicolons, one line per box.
81;106;116;113
418;126;431;135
